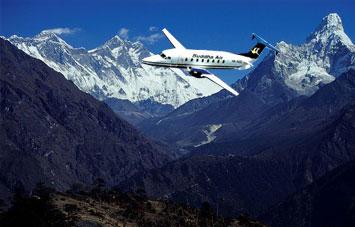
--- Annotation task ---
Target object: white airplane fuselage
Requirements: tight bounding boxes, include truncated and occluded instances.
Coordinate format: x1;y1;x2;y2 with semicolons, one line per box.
141;28;278;96
143;48;254;70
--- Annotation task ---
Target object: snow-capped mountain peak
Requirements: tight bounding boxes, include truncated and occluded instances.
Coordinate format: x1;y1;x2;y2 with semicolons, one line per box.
103;35;126;47
35;30;61;38
314;13;344;33
307;13;353;48
236;13;354;101
7;30;221;108
32;30;72;47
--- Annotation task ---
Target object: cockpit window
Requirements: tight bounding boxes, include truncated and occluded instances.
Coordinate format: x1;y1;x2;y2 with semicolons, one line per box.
160;53;166;58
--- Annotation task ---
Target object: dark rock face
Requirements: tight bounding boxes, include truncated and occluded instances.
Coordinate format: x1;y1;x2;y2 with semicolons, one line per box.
261;155;355;227
0;38;171;197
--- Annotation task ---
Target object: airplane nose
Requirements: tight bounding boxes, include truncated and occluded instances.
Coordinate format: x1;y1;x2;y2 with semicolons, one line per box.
142;55;160;65
142;56;153;65
142;56;150;63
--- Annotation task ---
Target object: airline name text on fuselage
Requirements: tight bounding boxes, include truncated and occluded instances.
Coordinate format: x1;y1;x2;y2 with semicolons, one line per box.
192;54;223;59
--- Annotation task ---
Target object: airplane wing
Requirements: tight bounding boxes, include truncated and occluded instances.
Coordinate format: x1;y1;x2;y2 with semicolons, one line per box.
201;71;239;96
169;67;189;83
162;28;185;49
172;67;239;96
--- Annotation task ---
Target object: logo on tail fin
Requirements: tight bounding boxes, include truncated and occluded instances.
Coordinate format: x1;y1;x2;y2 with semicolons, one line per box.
251;47;261;55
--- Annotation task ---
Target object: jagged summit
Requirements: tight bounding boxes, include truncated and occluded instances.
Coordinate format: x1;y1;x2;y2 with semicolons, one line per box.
102;35;126;47
317;13;344;33
34;30;62;41
306;13;353;47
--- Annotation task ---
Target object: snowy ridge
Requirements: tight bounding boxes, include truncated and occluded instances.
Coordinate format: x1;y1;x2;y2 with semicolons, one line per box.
7;32;221;108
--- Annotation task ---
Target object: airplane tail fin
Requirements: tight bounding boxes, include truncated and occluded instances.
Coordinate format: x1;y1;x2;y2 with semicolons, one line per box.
240;33;279;59
239;42;266;59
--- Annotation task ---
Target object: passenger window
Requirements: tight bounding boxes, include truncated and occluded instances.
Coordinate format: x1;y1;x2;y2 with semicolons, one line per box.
207;59;210;63
191;58;193;61
201;59;204;62
222;60;225;63
217;60;220;63
185;58;188;61
212;60;215;63
167;56;171;59
196;59;199;62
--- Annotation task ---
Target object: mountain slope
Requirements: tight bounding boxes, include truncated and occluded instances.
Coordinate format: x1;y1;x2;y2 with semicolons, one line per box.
140;90;270;147
121;154;294;217
7;31;221;108
209;68;355;151
0;38;171;198
123;69;355;217
261;156;355;227
0;185;266;227
195;69;355;184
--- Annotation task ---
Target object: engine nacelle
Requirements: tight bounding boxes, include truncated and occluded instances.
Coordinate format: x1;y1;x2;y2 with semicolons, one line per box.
187;67;205;78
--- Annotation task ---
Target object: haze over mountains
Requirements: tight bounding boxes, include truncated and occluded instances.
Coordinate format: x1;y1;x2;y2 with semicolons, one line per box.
1;12;355;227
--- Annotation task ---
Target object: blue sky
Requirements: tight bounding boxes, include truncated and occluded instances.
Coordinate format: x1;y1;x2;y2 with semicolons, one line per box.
1;0;354;84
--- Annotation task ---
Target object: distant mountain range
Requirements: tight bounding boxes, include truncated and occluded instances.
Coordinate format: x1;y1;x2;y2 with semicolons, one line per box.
0;38;172;200
6;30;221;111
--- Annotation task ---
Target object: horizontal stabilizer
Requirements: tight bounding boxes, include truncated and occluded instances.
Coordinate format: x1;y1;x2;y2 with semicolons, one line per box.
252;33;279;54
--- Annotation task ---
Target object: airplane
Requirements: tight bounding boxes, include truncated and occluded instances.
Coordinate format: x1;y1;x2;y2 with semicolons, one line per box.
142;28;279;96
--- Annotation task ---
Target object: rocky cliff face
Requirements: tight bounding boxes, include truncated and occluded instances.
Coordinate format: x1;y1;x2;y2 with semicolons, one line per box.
7;31;220;108
0;38;171;198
